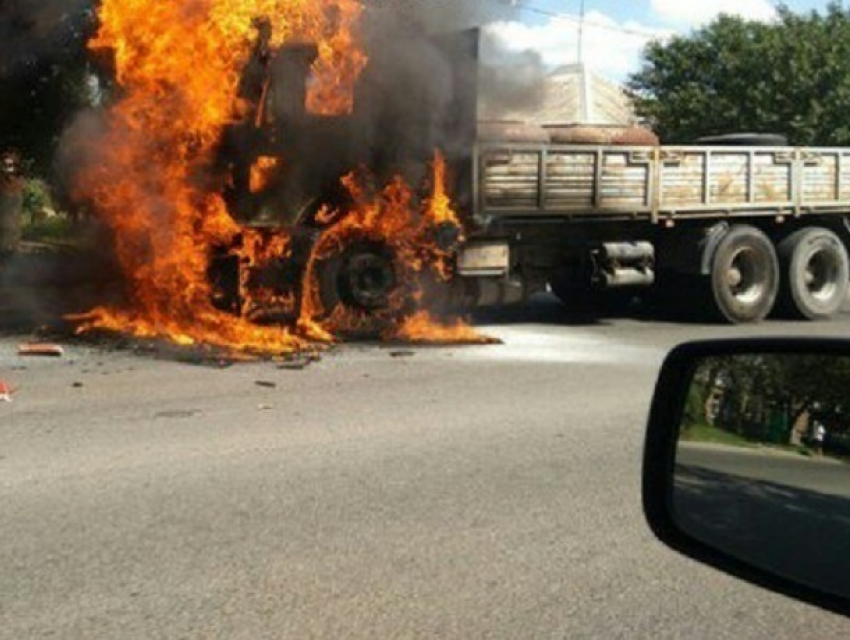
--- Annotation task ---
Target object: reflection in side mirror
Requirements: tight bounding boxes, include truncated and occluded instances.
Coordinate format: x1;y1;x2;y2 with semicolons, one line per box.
643;341;850;617
676;353;850;599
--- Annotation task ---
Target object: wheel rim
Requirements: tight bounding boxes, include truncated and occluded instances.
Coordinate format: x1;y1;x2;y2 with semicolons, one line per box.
340;251;397;311
724;247;768;305
803;249;840;303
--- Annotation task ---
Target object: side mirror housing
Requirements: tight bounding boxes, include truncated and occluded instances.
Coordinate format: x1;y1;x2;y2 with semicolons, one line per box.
643;339;850;617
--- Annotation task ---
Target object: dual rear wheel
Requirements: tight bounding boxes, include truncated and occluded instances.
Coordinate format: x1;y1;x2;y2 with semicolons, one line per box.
707;225;848;323
776;227;849;320
550;225;849;324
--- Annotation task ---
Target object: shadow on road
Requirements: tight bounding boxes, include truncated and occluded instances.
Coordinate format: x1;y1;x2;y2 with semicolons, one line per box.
675;463;850;598
470;292;712;328
471;295;607;327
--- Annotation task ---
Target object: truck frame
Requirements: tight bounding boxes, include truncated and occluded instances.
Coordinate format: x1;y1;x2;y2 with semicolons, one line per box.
461;140;850;322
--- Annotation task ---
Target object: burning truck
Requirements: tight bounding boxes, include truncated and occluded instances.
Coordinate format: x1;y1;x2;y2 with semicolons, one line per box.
71;1;486;351
73;0;850;353
209;20;482;339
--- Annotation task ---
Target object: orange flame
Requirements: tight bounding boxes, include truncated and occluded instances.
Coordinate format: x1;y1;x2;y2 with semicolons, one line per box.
249;156;280;193
76;0;366;353
75;1;483;353
299;151;479;341
396;311;496;345
238;229;296;320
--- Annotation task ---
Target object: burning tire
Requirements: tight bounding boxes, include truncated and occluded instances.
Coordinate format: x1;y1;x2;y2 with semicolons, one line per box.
707;225;779;323
776;227;849;320
313;237;405;338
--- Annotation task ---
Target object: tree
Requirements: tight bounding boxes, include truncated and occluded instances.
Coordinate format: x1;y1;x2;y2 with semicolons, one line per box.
628;3;850;146
695;354;850;445
0;1;99;175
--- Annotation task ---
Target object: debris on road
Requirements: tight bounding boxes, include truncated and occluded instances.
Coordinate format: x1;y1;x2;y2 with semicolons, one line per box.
18;343;65;357
277;361;309;371
0;379;16;402
390;350;416;358
255;380;277;388
276;351;321;371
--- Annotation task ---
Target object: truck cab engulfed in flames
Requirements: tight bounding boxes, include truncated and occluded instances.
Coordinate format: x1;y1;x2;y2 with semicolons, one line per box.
211;24;479;332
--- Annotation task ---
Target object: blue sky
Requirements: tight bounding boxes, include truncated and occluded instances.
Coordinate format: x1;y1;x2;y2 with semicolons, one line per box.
491;0;841;80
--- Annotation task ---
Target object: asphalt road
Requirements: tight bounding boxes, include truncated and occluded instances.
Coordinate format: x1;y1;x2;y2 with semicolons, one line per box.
678;443;850;499
676;444;850;601
3;296;850;638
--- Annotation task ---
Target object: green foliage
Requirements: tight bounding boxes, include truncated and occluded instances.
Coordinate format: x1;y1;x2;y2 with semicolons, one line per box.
21;178;55;223
629;3;850;145
680;422;755;448
19;178;77;243
695;353;850;445
22;216;75;243
683;383;706;428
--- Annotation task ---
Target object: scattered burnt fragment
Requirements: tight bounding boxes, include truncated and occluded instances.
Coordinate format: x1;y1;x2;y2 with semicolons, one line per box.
18;343;65;357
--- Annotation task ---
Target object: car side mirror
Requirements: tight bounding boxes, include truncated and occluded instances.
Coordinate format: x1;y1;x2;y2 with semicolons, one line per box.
643;339;850;617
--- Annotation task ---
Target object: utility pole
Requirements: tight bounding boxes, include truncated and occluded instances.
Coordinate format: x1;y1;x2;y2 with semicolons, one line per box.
576;0;591;122
577;0;586;64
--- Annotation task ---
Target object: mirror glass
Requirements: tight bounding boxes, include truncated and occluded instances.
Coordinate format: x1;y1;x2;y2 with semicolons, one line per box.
674;353;850;599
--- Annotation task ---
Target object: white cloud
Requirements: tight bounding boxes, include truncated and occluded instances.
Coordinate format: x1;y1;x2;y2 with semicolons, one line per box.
650;0;777;27
486;0;777;83
487;11;669;82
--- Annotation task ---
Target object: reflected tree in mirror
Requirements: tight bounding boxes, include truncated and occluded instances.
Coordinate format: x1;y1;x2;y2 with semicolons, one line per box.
674;354;850;600
682;354;850;455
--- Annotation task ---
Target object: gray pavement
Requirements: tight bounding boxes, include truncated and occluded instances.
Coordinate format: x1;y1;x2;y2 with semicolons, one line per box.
2;296;850;638
675;444;850;600
678;442;850;499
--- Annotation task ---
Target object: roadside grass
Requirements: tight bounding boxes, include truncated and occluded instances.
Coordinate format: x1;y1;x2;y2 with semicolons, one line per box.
682;422;820;458
681;422;756;448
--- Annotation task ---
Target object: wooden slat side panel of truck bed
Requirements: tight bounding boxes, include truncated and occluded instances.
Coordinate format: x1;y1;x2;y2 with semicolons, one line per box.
475;144;850;221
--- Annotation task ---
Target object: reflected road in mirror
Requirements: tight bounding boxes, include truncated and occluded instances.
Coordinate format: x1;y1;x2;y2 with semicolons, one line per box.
673;353;850;600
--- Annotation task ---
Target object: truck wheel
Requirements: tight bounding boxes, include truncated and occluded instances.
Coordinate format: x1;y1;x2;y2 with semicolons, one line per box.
314;238;402;338
708;225;779;323
776;227;849;320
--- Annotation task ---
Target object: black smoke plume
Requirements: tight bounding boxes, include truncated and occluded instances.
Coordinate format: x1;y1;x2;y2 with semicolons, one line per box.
0;0;94;76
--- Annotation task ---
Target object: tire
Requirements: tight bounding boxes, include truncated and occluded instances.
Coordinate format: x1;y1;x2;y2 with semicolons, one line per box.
314;237;403;339
708;225;779;323
776;227;849;320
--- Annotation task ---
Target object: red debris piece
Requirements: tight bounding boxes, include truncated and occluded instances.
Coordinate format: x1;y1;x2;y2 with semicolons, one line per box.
0;379;16;403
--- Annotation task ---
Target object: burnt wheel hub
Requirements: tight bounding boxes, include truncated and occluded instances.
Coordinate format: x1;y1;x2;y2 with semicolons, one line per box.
340;250;397;311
